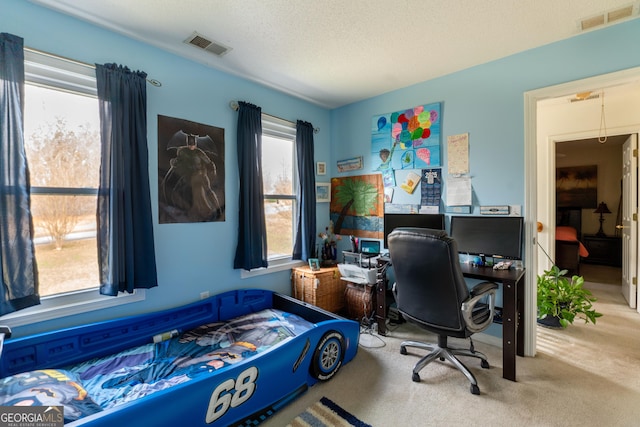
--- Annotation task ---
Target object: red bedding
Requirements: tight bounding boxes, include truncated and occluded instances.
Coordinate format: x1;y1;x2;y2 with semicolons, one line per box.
556;226;589;257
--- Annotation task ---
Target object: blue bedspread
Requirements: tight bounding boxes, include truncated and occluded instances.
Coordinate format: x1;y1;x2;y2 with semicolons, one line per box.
0;308;314;421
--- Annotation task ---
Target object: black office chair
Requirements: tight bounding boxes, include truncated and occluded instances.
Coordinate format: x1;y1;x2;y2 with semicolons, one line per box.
388;227;498;395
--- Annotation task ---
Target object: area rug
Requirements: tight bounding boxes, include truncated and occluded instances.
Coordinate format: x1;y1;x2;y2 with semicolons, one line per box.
286;396;372;427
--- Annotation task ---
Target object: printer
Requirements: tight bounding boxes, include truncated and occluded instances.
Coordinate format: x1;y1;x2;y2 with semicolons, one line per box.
337;263;377;285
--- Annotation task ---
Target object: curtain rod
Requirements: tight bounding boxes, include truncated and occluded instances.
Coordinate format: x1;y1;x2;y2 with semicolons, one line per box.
24;46;162;87
229;100;319;134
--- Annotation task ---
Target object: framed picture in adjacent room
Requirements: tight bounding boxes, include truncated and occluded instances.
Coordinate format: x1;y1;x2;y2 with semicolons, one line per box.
316;161;326;175
316;182;331;202
556;165;597;208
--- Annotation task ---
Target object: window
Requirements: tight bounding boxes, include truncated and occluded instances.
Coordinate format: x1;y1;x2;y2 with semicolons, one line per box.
261;115;297;261
24;50;100;298
25;84;100;297
1;49;143;327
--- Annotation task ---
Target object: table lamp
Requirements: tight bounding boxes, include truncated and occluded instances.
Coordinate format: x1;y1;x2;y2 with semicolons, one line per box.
594;202;611;237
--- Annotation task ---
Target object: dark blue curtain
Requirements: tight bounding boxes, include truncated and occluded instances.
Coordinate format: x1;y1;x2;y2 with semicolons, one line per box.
0;33;40;315
233;101;268;270
96;63;157;296
292;120;316;261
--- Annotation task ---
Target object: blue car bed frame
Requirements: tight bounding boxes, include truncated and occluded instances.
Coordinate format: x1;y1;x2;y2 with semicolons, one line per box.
0;289;360;426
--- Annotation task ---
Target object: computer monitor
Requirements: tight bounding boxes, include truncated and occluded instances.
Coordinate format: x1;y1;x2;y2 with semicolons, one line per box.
383;213;445;248
359;239;381;256
449;215;524;261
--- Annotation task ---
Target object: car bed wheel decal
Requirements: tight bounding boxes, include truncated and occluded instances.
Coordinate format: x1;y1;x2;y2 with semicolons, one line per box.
310;331;344;381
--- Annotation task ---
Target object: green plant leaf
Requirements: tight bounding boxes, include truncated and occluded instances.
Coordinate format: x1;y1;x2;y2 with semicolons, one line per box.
536;264;603;326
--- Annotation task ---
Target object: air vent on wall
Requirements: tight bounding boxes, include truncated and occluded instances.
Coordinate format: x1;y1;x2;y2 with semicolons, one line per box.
184;32;232;57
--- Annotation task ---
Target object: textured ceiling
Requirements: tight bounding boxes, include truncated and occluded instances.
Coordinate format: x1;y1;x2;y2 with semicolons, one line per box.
30;0;640;108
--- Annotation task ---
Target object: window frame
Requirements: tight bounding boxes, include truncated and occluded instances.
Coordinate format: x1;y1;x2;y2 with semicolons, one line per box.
0;49;145;328
240;114;304;278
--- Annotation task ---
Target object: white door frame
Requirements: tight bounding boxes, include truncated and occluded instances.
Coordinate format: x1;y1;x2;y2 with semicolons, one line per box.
524;67;640;356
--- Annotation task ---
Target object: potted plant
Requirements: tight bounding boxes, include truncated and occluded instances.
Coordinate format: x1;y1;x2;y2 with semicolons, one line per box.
537;265;603;328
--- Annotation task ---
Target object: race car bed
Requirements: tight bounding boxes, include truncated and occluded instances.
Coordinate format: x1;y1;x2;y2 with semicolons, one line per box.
0;289;360;426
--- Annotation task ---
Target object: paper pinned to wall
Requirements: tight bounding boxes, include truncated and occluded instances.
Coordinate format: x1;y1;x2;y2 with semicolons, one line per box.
446;176;472;206
447;133;469;175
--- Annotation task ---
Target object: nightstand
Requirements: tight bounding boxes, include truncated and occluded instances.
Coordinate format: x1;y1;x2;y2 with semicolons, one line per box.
582;235;622;267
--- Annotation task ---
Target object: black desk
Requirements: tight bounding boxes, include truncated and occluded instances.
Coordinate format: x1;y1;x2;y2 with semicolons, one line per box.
375;258;525;382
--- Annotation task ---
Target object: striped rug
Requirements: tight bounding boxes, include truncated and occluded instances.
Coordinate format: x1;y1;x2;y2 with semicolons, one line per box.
287;396;372;427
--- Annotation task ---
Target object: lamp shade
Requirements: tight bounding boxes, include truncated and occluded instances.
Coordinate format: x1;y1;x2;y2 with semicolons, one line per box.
594;202;611;214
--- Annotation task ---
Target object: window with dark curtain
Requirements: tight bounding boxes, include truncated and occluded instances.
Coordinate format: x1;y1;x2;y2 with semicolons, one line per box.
95;63;158;296
292;120;316;261
0;33;40;315
234;101;268;270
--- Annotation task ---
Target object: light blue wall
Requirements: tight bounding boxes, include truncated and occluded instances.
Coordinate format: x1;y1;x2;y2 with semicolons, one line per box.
3;0;331;336
330;18;640;223
328;19;640;339
5;0;640;337
328;19;640;338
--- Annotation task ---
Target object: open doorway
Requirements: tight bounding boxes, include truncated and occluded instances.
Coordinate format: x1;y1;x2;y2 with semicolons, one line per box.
554;135;626;285
523;67;640;356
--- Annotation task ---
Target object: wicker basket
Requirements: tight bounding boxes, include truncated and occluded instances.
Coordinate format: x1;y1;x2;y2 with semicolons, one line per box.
291;266;346;313
345;283;374;321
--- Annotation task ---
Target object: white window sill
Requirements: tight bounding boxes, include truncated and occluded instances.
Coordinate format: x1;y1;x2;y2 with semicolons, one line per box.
240;258;305;279
0;288;146;328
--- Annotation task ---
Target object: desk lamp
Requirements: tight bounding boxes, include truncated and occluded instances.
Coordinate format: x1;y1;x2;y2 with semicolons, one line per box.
594;202;611;237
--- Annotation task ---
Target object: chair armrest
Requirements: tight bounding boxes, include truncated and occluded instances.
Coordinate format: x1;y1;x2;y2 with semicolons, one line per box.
470;281;499;297
462;282;498;333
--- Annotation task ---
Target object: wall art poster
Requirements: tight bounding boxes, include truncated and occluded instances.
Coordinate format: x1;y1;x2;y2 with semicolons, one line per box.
371;102;441;172
158;115;225;224
337;156;364;172
447;133;469;175
330;174;384;239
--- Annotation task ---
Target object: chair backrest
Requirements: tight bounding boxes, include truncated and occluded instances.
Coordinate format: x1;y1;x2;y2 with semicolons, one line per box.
388;227;470;333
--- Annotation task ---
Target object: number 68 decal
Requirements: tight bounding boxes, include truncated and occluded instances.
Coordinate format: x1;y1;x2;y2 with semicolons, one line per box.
205;366;258;423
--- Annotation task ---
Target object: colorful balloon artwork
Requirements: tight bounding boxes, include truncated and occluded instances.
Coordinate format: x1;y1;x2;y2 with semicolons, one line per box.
371;102;441;173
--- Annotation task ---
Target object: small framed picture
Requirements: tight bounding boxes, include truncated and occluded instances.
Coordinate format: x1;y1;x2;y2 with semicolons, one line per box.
316;161;326;175
316;182;331;202
308;258;320;271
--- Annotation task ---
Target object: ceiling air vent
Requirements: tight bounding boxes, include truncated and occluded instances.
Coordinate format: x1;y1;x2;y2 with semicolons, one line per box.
184;32;232;57
608;5;635;23
579;3;638;31
580;14;605;31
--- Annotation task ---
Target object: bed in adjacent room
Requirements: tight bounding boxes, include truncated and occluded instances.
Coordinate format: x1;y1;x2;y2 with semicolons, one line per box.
556;207;589;275
0;289;360;426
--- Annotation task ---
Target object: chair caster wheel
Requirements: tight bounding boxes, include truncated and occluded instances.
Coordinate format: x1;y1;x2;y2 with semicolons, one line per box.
471;384;480;395
481;359;490;369
400;346;407;355
412;372;421;382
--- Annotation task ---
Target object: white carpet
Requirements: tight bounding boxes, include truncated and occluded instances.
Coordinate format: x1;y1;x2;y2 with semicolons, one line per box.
264;278;640;427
